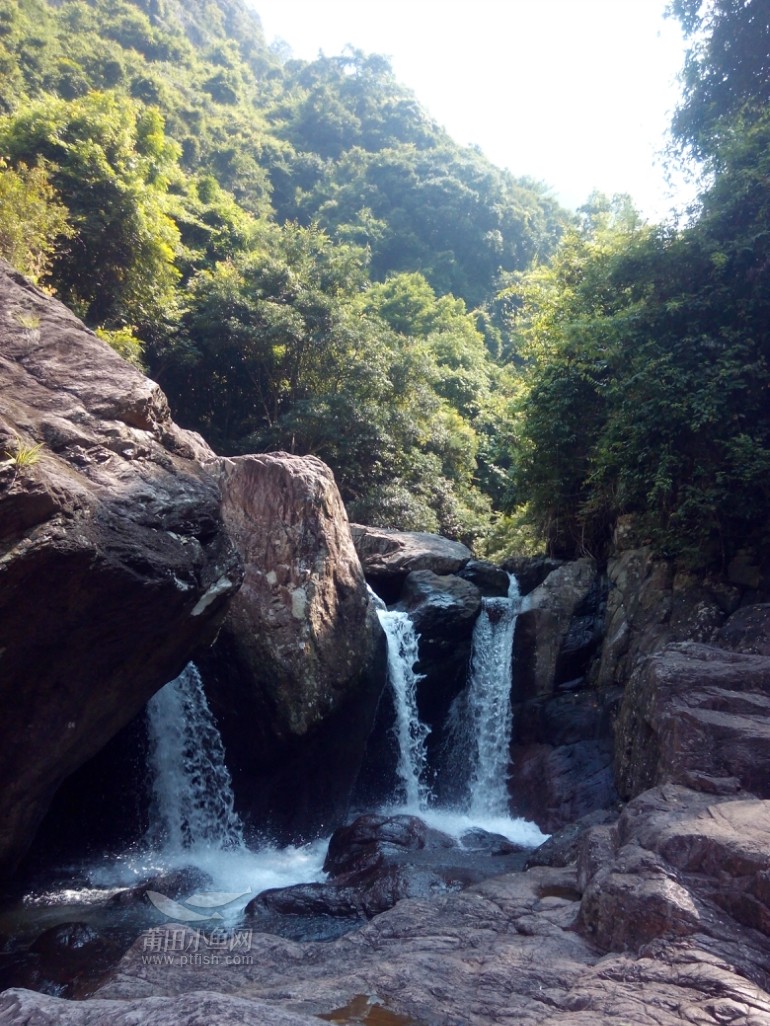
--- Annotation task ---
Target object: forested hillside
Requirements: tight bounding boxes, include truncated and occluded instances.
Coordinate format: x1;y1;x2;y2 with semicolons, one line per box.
509;0;770;567
0;0;768;568
0;0;565;543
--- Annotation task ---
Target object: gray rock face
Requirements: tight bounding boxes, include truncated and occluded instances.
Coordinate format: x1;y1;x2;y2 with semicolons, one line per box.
350;523;471;580
199;454;385;839
509;558;615;831
578;784;770;988
458;558;510;596
615;641;770;800
0;989;322;1026
594;545;726;689
0;262;242;877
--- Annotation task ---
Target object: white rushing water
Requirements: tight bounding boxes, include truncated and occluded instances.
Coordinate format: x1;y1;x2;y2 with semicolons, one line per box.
377;577;546;847
464;575;522;817
83;663;327;916
145;663;245;853
376;608;432;810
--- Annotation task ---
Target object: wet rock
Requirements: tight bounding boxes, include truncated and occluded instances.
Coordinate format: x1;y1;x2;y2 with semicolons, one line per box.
396;570;481;642
107;867;213;907
29;923;105;958
614;642;770;801
387;571;481;790
322;814;455;877
502;554;564;596
457;559;510;596
458;829;526;855
508;554;619;833
198;453;385;841
0;261;242;877
16;922;123;998
245;814;528;925
525;808;619;869
512;737;618;833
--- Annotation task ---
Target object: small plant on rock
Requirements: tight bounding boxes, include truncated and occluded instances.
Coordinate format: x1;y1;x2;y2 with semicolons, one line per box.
3;436;44;469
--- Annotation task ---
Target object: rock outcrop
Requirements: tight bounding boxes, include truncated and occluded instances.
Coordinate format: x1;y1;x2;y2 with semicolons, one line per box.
198;454;385;840
509;558;617;831
350;523;471;601
0;262;241;876
615;641;770;801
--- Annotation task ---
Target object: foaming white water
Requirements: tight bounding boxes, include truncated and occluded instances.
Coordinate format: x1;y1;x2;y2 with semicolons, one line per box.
377;575;547;844
85;839;328;922
376;608;431;810
464;575;522;816
145;663;244;853
75;663;329;918
382;804;548;849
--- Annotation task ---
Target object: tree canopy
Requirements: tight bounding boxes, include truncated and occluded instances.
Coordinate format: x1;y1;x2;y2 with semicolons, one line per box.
0;0;768;566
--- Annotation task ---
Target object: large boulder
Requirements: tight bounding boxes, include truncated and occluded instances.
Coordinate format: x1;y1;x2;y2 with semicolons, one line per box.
396;569;481;641
0;263;241;877
615;641;770;801
717;603;770;655
350;524;471;601
199;454;385;840
578;784;770;987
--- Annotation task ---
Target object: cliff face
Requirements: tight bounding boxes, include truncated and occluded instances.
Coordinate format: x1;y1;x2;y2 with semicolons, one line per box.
0;262;242;876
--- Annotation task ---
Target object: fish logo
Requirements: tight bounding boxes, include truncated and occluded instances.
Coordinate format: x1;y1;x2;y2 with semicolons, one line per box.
146;888;251;921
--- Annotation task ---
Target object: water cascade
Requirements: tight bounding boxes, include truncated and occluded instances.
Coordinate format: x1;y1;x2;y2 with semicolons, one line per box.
145;663;244;853
462;575;522;816
375;607;431;810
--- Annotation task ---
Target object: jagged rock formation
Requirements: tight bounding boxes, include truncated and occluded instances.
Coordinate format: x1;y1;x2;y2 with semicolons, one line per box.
0;262;242;876
510;558;617;831
198;454;385;839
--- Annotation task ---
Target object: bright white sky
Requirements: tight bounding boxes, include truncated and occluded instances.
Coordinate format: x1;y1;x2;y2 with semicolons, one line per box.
250;0;697;222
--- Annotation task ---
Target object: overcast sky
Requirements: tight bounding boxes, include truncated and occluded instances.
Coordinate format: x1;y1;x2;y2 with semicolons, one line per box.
250;0;697;222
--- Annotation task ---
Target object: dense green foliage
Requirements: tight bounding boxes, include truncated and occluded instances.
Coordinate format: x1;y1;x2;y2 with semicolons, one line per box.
508;1;770;565
1;0;768;565
0;0;565;543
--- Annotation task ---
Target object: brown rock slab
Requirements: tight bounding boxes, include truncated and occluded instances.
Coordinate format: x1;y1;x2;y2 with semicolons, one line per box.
0;262;241;876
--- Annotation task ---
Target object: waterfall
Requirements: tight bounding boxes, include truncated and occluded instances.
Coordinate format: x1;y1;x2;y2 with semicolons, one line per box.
376;608;431;810
145;663;244;853
463;575;521;816
442;575;521;817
